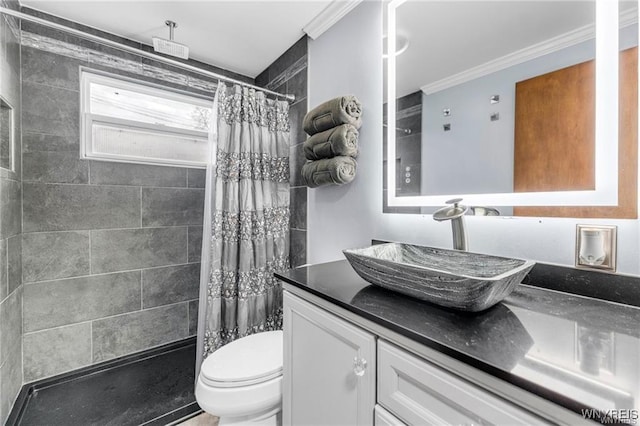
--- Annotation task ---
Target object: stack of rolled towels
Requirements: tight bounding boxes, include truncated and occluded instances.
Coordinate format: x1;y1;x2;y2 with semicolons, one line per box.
301;95;362;188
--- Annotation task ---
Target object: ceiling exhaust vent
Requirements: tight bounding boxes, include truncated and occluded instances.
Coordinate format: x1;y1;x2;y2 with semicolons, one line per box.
152;20;189;60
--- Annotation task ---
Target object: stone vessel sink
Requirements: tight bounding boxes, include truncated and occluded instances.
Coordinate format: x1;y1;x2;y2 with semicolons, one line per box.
342;243;535;312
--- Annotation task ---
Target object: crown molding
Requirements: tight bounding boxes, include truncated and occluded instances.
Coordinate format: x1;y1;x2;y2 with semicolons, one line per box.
303;0;363;40
421;8;638;95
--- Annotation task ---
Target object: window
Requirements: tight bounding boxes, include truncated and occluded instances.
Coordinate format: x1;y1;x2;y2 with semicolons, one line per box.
80;70;212;168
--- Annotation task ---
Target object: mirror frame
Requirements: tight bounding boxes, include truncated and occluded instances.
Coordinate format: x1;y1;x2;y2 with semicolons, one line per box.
386;0;623;208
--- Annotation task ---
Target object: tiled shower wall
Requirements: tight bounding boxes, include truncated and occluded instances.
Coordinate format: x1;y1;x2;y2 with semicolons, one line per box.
256;37;308;267
18;9;252;383
0;1;22;422
0;4;307;406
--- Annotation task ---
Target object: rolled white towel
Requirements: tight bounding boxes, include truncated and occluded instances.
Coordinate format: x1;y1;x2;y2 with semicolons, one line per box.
303;95;363;135
303;124;359;160
302;156;357;188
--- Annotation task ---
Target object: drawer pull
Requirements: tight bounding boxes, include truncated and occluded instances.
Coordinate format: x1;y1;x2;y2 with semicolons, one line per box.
353;356;368;377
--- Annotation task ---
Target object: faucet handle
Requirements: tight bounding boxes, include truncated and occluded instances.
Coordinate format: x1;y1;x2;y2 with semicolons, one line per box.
446;198;464;207
434;198;468;221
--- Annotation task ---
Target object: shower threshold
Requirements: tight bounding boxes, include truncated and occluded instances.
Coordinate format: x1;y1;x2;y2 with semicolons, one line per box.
7;337;201;426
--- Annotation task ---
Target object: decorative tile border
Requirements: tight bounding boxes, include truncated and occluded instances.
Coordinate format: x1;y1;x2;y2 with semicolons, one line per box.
21;31;220;94
266;55;307;91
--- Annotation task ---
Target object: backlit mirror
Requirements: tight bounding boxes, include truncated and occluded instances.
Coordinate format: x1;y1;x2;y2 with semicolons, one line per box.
385;0;637;211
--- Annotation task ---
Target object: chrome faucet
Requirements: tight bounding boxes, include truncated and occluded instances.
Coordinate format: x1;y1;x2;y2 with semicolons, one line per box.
433;198;468;251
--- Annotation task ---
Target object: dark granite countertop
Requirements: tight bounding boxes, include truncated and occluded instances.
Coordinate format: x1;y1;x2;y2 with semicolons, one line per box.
276;260;640;420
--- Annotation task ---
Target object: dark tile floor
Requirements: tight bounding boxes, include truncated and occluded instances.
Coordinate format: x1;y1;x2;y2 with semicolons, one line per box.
16;340;199;426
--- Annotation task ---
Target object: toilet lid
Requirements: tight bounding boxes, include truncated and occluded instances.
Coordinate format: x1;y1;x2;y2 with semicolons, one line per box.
200;330;283;388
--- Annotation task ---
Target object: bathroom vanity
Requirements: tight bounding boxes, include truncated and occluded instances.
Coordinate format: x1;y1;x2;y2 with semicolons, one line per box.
276;260;640;425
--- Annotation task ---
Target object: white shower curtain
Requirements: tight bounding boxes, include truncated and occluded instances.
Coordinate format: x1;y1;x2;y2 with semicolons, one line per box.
196;82;291;369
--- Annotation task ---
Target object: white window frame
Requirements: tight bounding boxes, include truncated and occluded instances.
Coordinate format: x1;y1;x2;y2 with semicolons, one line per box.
80;68;212;168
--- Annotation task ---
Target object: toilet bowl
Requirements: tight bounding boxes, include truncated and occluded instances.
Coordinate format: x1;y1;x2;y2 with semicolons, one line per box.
196;330;283;425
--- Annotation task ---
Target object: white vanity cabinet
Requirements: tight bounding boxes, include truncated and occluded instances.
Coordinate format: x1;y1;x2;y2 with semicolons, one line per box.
283;291;376;425
283;290;549;426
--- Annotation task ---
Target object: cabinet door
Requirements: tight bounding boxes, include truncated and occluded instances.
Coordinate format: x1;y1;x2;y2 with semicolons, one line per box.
378;340;548;425
283;291;376;426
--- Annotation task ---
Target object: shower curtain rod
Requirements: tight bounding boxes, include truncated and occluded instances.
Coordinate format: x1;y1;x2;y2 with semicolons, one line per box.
0;7;296;102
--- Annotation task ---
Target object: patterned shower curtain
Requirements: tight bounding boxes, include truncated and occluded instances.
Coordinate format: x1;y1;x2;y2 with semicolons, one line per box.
197;82;290;362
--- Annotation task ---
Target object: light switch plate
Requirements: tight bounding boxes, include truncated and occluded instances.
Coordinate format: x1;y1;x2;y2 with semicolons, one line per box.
575;225;617;272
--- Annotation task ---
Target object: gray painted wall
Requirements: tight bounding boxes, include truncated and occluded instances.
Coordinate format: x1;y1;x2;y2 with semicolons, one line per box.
307;1;383;264
0;0;22;422
256;37;308;268
17;11;251;384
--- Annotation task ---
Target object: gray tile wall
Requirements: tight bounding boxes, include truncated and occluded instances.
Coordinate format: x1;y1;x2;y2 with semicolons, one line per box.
0;0;22;423
256;37;308;267
18;14;250;383
11;7;307;396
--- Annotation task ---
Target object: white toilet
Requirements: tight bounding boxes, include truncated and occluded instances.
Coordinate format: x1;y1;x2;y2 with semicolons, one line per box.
195;330;283;425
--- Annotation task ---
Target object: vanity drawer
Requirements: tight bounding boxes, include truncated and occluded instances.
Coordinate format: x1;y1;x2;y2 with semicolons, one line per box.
377;340;547;425
375;404;406;426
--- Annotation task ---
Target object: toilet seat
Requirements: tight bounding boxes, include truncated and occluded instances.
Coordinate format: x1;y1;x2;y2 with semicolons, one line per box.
200;330;283;388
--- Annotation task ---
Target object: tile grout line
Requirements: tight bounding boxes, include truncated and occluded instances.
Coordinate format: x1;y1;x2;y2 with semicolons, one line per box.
90;320;94;364
5;239;9;304
23;318;95;337
186;225;190;264
88;231;92;275
140;269;143;311
139;186;143;228
22;180;205;190
21;281;25;392
186;300;190;336
22;225;193;235
184;300;191;337
22;261;200;286
23;298;200;337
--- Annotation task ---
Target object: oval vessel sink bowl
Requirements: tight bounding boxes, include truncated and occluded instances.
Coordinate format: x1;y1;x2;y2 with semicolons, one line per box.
342;243;535;312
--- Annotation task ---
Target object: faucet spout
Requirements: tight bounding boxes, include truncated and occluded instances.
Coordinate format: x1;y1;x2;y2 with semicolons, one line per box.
450;216;468;251
433;198;468;251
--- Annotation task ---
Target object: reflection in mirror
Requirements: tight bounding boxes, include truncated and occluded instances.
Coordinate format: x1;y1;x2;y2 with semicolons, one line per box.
0;95;13;171
385;0;637;214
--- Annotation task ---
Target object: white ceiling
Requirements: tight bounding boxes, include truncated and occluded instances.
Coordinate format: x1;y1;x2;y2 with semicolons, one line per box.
20;1;637;87
19;0;333;77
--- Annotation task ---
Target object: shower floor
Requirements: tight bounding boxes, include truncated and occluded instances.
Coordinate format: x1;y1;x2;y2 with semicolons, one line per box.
12;338;201;426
